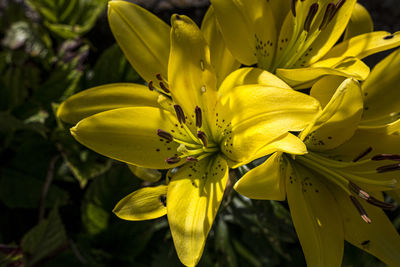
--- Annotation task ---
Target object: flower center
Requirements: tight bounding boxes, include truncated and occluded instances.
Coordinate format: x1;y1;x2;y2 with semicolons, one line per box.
269;0;346;70
296;149;399;224
157;104;219;165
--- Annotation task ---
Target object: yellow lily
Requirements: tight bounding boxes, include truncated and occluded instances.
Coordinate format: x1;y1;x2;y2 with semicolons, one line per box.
211;0;400;88
59;12;321;267
235;75;400;266
57;0;239;182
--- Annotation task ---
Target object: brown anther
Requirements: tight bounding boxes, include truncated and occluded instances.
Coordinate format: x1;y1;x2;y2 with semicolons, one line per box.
350;196;371;224
197;131;208;147
159;82;170;93
186;156;198;162
319;3;335;30
367;196;394;210
348;181;370;200
371;154;400;161
304;3;319;32
352;146;372;162
195;106;202;128
384;34;394;40
165;156;181;164
156;73;163;80
148;81;155;91
157;129;173;142
329;0;346;22
174;105;186;124
376;163;400;173
291;0;297;17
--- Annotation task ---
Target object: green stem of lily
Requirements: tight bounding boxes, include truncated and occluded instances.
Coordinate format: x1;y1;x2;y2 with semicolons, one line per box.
335;169;397;189
181;122;202;145
173;138;202;149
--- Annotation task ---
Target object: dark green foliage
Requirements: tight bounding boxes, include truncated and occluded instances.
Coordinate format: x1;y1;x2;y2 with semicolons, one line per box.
0;1;399;267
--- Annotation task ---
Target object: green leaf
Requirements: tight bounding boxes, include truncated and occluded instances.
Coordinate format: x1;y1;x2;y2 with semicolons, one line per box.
21;207;68;266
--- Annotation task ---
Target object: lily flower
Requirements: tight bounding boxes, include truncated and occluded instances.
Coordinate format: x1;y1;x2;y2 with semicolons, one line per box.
57;0;240;182
59;12;321;267
235;71;400;265
211;0;400;88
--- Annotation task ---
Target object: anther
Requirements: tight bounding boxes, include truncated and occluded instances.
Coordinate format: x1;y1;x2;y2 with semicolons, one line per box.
348;181;370;200
291;0;297;17
186;156;198;162
195;106;202;128
159;82;170;93
148;81;155;91
376;163;400;173
352;146;372;162
371;154;400;161
319;3;335;30
350;196;371;224
157;129;173;142
174;105;186;124
329;0;346;22
197;131;208;147
367;196;394;210
304;3;319;32
384;34;394;40
156;73;163;81
165;156;181;164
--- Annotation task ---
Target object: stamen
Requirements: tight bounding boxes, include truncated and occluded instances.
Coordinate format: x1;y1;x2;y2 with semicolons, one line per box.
329;0;346;22
372;154;400;161
174;105;186;124
156;73;163;81
157;129;173;142
350;196;371;224
304;3;319;32
319;3;335;30
367;196;394;210
195;106;202;128
376;163;400;173
353;147;372;162
159;82;170;93
197;131;208;147
165;156;181;164
148;81;155;91
291;0;297;17
186;156;198;162
348;181;370;200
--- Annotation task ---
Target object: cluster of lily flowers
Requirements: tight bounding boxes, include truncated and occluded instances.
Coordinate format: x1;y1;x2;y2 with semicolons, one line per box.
57;0;400;266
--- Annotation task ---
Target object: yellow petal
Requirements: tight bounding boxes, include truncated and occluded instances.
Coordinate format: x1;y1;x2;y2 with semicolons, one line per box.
315;31;400;68
343;3;373;40
269;0;291;30
57;83;159;124
218;67;291;97
169;14;217;133
304;78;363;151
70;107;189;169
277;57;370;89
287;163;344;266
361;48;400;123
167;155;228;267
127;164;161;183
113;185;167;220
211;0;277;68
333;187;400;266
234;152;287;200
201;6;240;86
108;1;170;82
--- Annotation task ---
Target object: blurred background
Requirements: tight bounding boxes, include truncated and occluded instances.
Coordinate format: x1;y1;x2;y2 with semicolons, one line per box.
0;0;399;266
